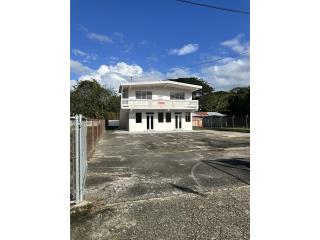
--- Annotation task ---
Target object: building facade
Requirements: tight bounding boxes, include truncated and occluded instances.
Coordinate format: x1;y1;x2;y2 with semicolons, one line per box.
119;81;202;132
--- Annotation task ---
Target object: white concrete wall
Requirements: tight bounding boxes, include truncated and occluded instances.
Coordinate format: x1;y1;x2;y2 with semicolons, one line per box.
127;86;192;100
128;110;193;132
122;85;195;132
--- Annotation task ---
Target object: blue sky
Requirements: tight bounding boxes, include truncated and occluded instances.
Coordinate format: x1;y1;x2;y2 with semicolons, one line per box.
71;0;250;90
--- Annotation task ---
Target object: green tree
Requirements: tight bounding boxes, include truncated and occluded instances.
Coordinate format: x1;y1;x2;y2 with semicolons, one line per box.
168;77;214;98
201;87;250;116
201;91;230;113
229;86;250;116
70;80;120;119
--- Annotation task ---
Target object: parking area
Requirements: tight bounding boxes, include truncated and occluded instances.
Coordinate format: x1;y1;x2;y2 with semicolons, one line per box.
71;130;250;240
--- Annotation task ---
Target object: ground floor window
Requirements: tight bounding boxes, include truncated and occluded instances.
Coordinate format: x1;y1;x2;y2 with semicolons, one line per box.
136;112;142;123
158;112;164;122
166;112;171;122
185;112;191;122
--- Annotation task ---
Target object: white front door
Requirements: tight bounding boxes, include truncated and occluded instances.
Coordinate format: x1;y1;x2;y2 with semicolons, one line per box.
146;113;154;130
175;113;182;129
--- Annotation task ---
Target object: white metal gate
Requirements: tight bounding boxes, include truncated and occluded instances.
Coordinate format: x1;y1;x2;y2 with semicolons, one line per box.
70;114;87;204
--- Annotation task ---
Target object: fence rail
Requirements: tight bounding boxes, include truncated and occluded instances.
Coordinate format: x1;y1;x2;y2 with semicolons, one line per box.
203;115;250;129
70;115;105;204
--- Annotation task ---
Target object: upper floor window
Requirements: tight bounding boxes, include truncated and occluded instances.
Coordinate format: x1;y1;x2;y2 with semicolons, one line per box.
136;91;152;99
170;92;185;100
122;88;128;99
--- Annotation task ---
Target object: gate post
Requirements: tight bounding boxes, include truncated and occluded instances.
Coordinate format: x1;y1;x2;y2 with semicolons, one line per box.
232;115;235;128
75;114;80;203
79;114;84;202
73;114;87;204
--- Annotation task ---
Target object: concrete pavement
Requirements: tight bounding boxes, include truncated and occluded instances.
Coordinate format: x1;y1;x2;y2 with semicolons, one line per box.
71;130;250;240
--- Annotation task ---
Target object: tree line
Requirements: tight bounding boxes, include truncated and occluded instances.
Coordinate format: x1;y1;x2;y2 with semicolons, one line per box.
70;78;249;119
70;80;120;119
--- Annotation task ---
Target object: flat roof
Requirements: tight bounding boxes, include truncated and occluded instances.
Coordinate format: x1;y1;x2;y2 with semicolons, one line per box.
119;80;202;92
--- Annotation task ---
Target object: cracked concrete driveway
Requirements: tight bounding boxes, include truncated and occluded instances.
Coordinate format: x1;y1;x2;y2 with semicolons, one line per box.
71;130;250;240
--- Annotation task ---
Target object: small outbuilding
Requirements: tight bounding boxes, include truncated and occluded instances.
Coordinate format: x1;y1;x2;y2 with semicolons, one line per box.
192;112;226;127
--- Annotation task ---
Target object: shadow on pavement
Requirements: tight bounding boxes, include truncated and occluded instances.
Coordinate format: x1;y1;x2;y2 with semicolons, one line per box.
170;183;206;197
216;158;250;168
201;158;250;185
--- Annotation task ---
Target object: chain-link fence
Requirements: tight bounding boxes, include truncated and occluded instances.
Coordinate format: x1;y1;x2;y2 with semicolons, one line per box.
70;115;105;204
203;115;250;129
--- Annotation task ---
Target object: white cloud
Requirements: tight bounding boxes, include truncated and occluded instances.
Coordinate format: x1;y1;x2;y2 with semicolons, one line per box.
114;32;124;41
112;32;135;53
140;40;148;45
185;34;250;90
166;68;195;79
146;54;158;62
109;56;118;61
73;62;143;90
72;61;188;90
79;25;113;44
201;58;250;90
70;58;249;91
169;43;199;56
134;70;165;82
71;32;250;92
71;61;201;90
70;60;93;75
97;65;110;75
109;62;143;76
108;56;119;64
221;34;249;53
72;49;86;57
123;42;134;53
87;32;112;43
72;49;97;62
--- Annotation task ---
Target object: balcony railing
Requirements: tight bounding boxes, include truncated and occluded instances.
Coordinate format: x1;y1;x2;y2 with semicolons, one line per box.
121;99;199;110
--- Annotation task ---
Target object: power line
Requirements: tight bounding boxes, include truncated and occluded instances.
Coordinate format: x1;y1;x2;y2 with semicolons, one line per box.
176;0;250;15
182;51;249;69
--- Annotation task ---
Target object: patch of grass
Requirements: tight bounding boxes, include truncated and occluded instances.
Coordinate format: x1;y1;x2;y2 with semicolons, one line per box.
71;203;115;225
70;202;93;224
194;127;250;133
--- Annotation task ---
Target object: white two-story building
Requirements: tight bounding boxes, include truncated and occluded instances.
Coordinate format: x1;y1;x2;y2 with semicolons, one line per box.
119;81;202;132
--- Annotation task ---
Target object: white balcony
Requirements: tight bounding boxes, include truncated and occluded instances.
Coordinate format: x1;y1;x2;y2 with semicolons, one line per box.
121;99;199;110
